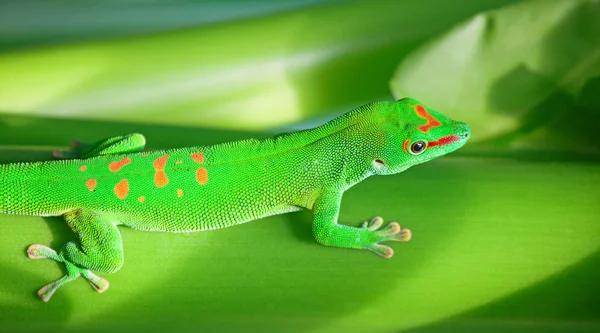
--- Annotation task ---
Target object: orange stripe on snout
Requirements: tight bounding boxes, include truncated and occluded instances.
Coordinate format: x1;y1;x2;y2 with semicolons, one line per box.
108;157;131;172
415;104;441;133
153;154;170;188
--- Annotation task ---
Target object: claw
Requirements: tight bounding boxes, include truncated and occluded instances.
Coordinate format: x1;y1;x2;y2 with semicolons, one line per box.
398;228;412;242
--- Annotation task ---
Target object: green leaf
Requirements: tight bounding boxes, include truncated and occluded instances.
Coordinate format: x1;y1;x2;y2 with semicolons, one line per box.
0;116;599;333
1;0;599;332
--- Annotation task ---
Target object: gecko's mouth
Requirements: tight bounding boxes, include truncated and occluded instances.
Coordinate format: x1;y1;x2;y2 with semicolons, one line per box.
426;122;470;151
415;122;470;163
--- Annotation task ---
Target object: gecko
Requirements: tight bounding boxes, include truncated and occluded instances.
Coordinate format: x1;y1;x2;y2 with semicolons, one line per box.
1;98;470;302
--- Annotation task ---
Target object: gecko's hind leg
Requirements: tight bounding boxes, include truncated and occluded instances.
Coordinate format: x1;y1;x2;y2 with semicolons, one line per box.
27;245;109;301
53;133;146;159
27;209;123;302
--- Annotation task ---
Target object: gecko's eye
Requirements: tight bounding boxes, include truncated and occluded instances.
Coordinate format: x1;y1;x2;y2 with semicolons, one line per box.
410;140;427;155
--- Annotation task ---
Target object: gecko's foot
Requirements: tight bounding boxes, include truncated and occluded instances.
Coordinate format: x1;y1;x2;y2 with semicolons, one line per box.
34;266;110;302
28;243;111;302
362;217;411;259
52;140;86;159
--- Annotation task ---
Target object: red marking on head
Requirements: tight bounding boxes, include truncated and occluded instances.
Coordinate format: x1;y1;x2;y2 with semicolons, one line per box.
153;154;170;188
415;104;441;133
114;179;129;199
79;165;87;172
138;196;145;203
108;157;131;172
177;189;183;197
427;135;460;148
85;179;97;192
175;160;183;165
196;167;208;185
191;152;205;164
141;152;149;157
402;139;410;153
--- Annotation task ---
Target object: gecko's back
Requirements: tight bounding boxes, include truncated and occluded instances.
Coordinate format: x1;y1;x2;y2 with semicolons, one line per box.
0;105;368;232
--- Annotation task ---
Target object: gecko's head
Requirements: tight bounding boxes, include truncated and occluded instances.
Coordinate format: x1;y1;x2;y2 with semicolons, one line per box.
370;98;470;175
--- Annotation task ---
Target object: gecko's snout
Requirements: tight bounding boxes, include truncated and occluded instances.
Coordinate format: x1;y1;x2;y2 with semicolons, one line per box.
454;122;470;141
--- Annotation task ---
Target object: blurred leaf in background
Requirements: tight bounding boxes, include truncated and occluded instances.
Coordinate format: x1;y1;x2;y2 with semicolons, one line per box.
0;0;522;131
0;0;599;333
390;0;600;152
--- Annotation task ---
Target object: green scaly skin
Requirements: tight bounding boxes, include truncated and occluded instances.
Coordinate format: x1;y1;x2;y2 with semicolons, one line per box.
1;98;470;302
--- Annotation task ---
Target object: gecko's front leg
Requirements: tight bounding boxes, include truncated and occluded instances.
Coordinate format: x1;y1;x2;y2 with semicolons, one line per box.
53;133;146;159
311;191;411;258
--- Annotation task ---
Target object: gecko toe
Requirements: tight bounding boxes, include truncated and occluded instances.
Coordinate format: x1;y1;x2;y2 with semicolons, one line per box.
83;270;110;293
366;216;384;231
378;222;401;236
27;244;56;259
370;243;394;258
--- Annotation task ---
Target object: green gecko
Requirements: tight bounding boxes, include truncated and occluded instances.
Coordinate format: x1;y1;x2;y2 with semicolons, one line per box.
1;98;470;302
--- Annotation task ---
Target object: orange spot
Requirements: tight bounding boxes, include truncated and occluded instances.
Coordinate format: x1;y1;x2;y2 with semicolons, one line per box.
153;154;169;188
138;196;145;203
114;179;129;199
196;167;208;185
85;179;97;192
191;152;205;164
177;189;183;197
141;152;149;157
415;104;441;133
175;160;183;165
402;139;410;153
108;157;131;172
79;165;87;172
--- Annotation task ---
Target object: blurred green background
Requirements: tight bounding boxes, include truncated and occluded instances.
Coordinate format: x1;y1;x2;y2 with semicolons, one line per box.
0;0;599;332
